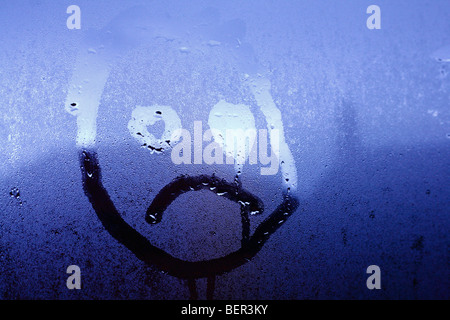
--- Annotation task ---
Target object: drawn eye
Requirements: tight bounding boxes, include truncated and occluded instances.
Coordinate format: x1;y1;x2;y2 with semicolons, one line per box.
128;105;182;153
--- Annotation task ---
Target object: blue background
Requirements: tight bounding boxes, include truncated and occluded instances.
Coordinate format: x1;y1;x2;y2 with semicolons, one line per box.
0;0;449;299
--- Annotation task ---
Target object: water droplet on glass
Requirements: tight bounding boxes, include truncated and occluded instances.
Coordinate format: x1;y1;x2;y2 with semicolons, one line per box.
147;214;158;225
69;102;79;112
9;187;20;198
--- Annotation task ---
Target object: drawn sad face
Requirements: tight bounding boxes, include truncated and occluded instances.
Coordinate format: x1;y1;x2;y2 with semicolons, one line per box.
65;6;299;298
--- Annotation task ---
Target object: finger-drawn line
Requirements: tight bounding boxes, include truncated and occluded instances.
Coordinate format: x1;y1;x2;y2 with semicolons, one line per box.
80;149;299;297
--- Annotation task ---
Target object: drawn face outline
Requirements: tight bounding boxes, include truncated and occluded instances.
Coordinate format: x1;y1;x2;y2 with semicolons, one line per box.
66;5;300;298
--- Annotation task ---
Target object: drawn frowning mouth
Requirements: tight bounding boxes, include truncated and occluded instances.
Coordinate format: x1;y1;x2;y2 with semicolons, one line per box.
80;149;299;299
